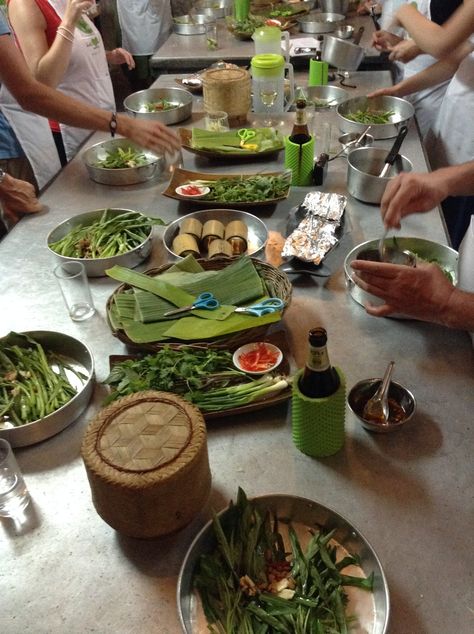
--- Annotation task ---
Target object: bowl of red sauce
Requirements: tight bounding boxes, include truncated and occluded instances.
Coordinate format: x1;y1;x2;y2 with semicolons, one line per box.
233;342;283;375
175;184;210;198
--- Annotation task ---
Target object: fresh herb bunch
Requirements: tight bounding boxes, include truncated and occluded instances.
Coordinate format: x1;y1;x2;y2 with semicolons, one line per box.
95;146;150;169
194;488;374;633
0;332;86;427
49;209;164;259
346;109;395;124
190;174;291;203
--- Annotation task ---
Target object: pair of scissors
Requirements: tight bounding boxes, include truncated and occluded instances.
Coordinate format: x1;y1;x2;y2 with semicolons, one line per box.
164;292;220;316
234;298;284;317
238;128;258;150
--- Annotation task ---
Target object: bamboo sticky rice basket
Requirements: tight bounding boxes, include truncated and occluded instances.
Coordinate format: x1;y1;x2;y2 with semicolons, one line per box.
81;391;211;539
202;68;251;127
106;257;292;352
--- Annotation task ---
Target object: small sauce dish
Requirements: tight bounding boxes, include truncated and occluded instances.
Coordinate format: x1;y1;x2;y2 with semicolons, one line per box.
348;378;416;432
233;342;283;375
175;184;210;198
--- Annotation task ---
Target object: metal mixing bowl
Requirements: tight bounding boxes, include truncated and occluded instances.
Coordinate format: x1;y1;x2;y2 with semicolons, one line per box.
348;378;416;433
335;24;354;39
194;0;229;18
0;331;94;447
319;0;350;14
344;237;459;312
347;147;413;204
124;87;193;125
297;12;345;33
163;208;268;259
173;14;214;35
307;84;349;108
337;95;415;139
82;138;164;186
47;208;154;277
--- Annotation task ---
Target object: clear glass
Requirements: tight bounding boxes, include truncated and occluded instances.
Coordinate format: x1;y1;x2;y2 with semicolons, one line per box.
205;111;230;132
0;439;30;518
205;22;218;50
258;78;279;127
53;261;95;321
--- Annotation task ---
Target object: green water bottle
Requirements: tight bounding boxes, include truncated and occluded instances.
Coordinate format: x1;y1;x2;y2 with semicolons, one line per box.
308;36;328;87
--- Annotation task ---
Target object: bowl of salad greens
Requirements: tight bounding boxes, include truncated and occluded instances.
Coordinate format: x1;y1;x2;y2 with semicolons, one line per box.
124;87;193;125
337;95;414;139
177;489;390;633
82;138;165;185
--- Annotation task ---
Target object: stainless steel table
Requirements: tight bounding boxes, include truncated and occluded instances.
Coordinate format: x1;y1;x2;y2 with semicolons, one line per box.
151;14;385;73
1;71;473;634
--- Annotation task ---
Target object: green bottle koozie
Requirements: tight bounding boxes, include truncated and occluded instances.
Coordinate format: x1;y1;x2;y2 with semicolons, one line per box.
284;135;314;186
308;59;329;87
291;368;346;457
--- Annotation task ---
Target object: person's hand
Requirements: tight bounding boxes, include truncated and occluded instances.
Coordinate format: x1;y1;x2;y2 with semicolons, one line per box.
350;260;455;322
367;84;400;98
63;0;94;27
357;1;381;16
106;48;135;70
388;39;421;63
0;173;43;215
380;172;449;229
372;30;403;51
119;117;182;154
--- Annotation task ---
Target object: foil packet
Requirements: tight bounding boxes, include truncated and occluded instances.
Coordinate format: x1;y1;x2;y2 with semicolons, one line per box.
282;191;346;265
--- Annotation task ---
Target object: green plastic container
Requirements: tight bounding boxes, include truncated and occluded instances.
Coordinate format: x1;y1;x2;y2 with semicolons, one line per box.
284;135;315;186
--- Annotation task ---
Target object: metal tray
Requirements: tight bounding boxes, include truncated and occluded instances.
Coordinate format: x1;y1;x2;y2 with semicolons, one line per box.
47;208;153;277
0;331;94;447
177;493;390;633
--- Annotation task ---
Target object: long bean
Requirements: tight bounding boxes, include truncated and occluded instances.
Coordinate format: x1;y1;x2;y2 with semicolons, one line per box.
346;109;395;124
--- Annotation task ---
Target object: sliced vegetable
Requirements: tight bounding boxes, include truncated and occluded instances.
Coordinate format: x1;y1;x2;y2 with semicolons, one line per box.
95;146;150;169
238;343;280;372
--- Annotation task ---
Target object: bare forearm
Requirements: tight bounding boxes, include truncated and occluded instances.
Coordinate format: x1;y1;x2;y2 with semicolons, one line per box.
393;58;460;96
434;161;474;197
442;289;474;331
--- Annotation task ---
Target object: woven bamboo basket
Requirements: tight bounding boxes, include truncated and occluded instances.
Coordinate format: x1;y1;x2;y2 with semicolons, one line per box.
106;257;292;352
202;67;251;127
81;391;211;539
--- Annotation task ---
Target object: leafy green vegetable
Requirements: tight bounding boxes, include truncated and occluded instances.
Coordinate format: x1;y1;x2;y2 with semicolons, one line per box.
345;109;395;124
142;99;177;112
194;489;374;633
0;332;87;427
49;209;164;259
95;146;150;169
187;173;291;203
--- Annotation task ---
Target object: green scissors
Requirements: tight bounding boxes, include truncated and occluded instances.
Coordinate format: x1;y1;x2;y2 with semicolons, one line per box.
238;128;258;149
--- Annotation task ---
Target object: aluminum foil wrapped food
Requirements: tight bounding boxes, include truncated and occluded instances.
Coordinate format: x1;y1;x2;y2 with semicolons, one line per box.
282;191;346;265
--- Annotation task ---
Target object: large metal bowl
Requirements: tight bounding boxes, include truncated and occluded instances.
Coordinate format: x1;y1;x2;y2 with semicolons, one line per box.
47;208;153;277
163;209;268;259
319;0;350;14
344;237;459;312
347;147;413;204
177;493;390;633
0;331;94;447
173;14;214;35
82;138;164;186
123;87;193;125
306;84;349;108
298;11;345;33
194;0;229;18
337;95;415;139
322;34;365;72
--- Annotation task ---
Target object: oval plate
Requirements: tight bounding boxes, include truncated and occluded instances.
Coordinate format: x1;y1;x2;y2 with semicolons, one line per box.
177;493;390;633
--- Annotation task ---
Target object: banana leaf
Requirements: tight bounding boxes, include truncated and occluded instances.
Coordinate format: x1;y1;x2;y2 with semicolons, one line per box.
191;127;284;153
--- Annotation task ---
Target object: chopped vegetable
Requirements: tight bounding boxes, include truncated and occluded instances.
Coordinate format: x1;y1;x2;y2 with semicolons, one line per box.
95;146;150;169
0;332;87;427
141;99;177;112
179;184;205;196
49;209;164;259
194;488;374;632
238;343;280;372
346;109;396;124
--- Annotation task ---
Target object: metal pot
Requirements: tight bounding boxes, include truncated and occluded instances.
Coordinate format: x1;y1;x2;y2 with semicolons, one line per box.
346;147;412;204
297;12;345;33
124;87;193;125
173;14;214;35
319;0;349;15
337;95;415;139
322;33;364;71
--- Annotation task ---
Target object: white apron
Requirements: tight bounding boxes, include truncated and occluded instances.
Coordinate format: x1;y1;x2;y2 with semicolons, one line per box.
458;215;474;345
425;45;474;170
0;0;115;188
116;0;172;56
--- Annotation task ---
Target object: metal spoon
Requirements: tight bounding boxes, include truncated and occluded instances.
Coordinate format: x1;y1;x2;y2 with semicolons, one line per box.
363;361;395;424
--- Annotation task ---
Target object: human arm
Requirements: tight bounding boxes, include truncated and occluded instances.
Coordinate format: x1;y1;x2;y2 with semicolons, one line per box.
371;30;403;51
0;172;43;215
393;2;474;59
350;260;474;330
386;38;423;64
8;0;92;88
380;162;474;229
0;33;181;154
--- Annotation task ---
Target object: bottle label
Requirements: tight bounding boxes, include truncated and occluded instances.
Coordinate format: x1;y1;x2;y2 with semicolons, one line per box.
307;346;330;371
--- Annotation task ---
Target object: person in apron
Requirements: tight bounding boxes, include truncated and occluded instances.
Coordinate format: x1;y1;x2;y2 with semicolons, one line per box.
116;0;172;90
1;0;133;187
350;161;474;337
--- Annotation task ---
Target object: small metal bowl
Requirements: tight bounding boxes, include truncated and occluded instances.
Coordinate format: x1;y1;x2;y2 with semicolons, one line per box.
82;138;164;186
163;209;268;260
0;331;94;447
124;87;192;125
298;12;345;33
47;208;153;277
338;131;374;154
335;24;354;39
348;378;416;433
306;84;349;108
173;14;214;35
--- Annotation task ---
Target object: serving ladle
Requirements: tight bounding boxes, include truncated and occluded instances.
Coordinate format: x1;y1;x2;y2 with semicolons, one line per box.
363;361;395;424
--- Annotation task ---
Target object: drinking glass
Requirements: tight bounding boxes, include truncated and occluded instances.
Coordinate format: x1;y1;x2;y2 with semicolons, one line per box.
205;111;230;132
0;439;31;518
205;22;218;50
259;78;279;127
54;261;95;321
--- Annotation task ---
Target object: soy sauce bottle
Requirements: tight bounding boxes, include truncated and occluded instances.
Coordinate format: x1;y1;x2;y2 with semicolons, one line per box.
308;36;328;87
299;327;340;398
290;99;310;142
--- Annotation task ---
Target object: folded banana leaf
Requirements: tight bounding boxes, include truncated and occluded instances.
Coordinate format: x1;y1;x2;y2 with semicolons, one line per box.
191;127;284;153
